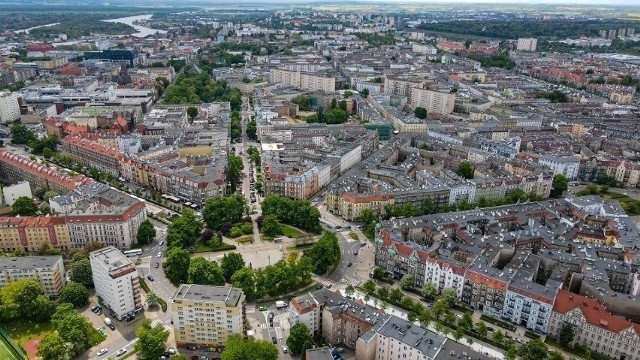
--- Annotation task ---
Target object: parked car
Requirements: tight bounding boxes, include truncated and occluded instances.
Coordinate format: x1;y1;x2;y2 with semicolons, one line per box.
271;336;277;344
116;348;127;356
258;305;267;311
91;305;101;313
147;275;154;281
97;348;108;356
154;262;160;268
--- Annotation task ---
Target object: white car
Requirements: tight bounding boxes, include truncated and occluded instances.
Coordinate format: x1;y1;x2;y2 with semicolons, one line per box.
157;252;162;258
116;348;127;356
97;348;108;356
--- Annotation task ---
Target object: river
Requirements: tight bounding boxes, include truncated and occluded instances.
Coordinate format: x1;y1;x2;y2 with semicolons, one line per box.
103;14;167;38
15;23;60;34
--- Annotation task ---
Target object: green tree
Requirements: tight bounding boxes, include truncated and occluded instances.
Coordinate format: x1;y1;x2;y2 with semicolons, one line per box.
456;161;475;179
458;312;473;331
164;247;191;284
421;282;438;301
59;282;89;307
389;287;404;304
549;352;564;360
518;338;549;360
10;124;37;145
70;257;93;288
37;332;70;360
231;267;257;299
222;334;278;360
505;344;518;360
359;208;377;225
0;279;53;322
167;208;203;248
203;195;247;231
377;286;389;300
50;303;94;355
432;299;446;320
11;196;38;216
261;195;321;233
454;326;465;341
261;214;281;237
414;106;427;119
188;257;224;286
286;323;314;354
493;330;505;344
227;153;244;193
476;321;488;337
187;106;199;119
363;280;376;295
361;88;370;98
558;323;575;347
136;219;157;245
307;231;340;273
135;319;170;360
551;174;569;198
439;288;457;307
146;292;159;308
221;252;245;282
246;120;257;140
345;284;355;297
400;274;415;290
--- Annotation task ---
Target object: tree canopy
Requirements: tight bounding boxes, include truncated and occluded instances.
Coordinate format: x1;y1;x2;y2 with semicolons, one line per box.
0;278;53;322
135;319;170;360
456;161;475;179
221;334;278;360
202;195;246;231
70;255;93;288
136;219;157;245
551;174;569;198
50;303;100;356
307;232;340;274
163;70;242;110
414;106;427;119
11;196;38;216
59;282;89;308
221;253;245;282
167;208;203;249
188;257;225;286
163;247;191;284
261;195;321;233
286;323;314;354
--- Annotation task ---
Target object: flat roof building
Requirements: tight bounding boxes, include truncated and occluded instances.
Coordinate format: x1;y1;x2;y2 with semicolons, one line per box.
90;246;141;320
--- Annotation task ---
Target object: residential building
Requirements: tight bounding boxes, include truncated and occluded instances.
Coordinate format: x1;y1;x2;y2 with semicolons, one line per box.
269;69;336;92
538;154;580;180
517;38;538;52
0;91;20;122
0;217;70;253
171;284;246;349
2;181;32;206
355;315;492;360
61;136;124;176
549;290;640;360
0;150;94;194
410;88;456;115
0;256;66;296
90;246;142;320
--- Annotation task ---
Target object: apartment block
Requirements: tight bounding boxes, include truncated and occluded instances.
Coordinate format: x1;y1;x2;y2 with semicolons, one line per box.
269;68;336;92
410;88;456;115
290;288;389;349
0;91;20;122
516;38;538;52
61;136;125;176
0;150;94;194
90;246;142;320
355;315;492;360
538;154;580;180
0;256;66;296
549;290;640;360
171;284;246;350
0;217;70;253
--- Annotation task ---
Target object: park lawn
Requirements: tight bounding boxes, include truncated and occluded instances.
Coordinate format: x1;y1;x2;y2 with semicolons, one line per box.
193;242;237;253
0;320;54;347
280;225;304;238
235;236;253;244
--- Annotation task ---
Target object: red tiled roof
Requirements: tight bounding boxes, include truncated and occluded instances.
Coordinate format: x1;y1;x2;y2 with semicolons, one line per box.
553;290;640;334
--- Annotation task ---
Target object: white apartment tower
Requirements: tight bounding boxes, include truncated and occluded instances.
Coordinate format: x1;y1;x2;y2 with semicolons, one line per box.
90;246;142;320
0;92;21;122
517;38;538;52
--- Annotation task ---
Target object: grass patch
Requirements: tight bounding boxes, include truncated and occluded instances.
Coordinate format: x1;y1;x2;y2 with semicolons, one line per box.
88;328;106;347
0;321;54;347
286;243;315;251
480;314;517;332
280;225;304;238
349;232;359;241
545;337;609;360
192;242;237;253
236;236;254;244
524;330;541;339
139;278;168;312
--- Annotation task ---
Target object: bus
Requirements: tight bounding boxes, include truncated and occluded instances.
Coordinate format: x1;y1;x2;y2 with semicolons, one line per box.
161;194;181;203
123;249;143;257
